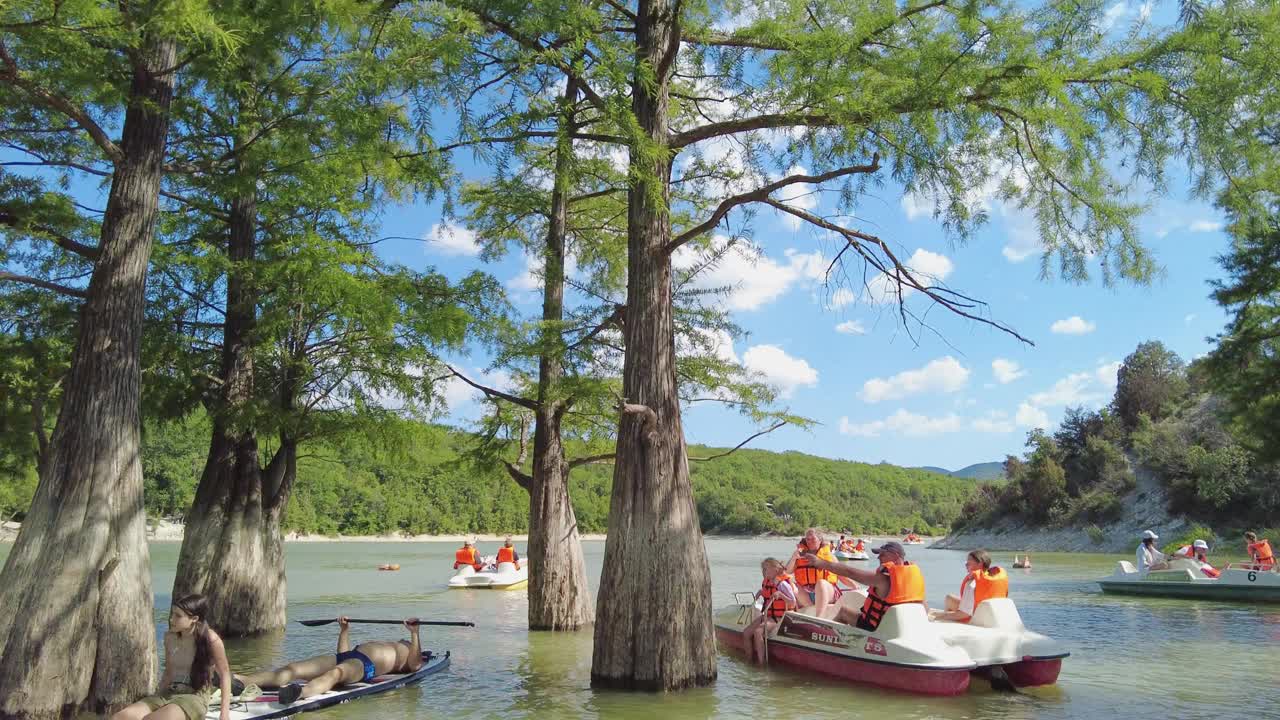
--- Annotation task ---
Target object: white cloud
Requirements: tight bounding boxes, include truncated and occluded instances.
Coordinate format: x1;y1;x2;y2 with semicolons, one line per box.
1188;220;1223;233
866;249;954;304
901;192;931;220
1002;210;1043;263
972;411;1016;433
991;358;1027;384
1184;314;1196;326
678;328;740;365
859;356;969;403
1095;360;1122;388
1137;1;1153;22
507;250;579;294
775;165;819;229
1100;1;1129;31
1050;316;1096;335
1026;371;1098;407
828;287;856;309
441;366;514;411
423;222;481;257
743;344;818;398
673;239;826;311
839;410;963;438
835;319;867;335
1016;403;1051;429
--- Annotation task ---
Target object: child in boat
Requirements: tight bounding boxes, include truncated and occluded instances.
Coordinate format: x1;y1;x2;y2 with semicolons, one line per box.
239;616;423;704
745;558;797;664
1245;532;1275;569
112;594;232;720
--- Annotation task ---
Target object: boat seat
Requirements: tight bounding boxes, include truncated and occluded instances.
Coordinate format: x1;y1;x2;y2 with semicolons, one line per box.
1116;560;1137;575
870;603;931;640
968;598;1025;631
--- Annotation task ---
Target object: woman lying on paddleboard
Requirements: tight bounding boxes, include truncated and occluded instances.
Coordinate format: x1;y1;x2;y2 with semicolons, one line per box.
238;616;423;704
112;594;233;720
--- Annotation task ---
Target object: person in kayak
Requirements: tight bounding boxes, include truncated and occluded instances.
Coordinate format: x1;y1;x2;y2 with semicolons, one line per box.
454;539;483;571
931;549;1007;623
787;528;842;617
802;540;925;631
1173;539;1220;577
112;594;233;720
1245;532;1275;569
745;557;798;664
1137;530;1169;574
496;536;521;566
239;616;424;705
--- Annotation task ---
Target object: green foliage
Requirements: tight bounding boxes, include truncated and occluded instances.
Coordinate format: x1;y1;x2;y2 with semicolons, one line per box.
1161;524;1218;556
1113;341;1189;431
1086;525;1106;546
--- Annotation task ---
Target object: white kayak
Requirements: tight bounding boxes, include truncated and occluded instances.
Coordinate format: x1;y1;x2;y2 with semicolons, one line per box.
448;560;528;590
207;651;448;719
715;592;1067;695
1098;557;1280;602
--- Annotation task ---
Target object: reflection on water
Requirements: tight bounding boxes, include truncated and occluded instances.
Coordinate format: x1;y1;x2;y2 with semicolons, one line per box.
3;538;1277;718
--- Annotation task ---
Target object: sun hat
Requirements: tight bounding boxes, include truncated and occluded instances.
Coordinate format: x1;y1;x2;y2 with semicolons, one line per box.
1193;539;1209;550
1141;530;1158;540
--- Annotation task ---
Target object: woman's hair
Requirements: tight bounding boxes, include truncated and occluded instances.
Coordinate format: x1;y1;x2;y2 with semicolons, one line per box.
968;549;993;570
761;557;784;574
172;594;214;690
1246;531;1258;542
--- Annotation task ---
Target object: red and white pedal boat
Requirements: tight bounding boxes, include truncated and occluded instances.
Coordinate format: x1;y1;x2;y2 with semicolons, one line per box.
714;592;1068;696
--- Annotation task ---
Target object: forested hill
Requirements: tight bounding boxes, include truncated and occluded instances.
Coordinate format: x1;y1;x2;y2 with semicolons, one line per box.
3;413;971;537
913;462;1005;481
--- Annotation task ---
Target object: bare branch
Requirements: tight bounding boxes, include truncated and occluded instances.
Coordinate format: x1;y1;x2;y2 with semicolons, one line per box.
0;211;100;260
665;155;880;253
689;421;787;462
448;364;539;411
0;270;87;298
568;452;616;470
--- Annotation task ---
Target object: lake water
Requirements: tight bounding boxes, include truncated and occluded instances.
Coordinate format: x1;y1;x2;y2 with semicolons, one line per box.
3;539;1278;719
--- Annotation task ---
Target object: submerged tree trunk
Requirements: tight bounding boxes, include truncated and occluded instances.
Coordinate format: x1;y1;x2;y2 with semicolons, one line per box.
591;0;717;691
172;191;294;635
0;36;177;719
525;77;594;631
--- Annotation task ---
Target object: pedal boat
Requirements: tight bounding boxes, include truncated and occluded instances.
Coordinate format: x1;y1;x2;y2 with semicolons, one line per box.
714;593;1067;696
834;550;870;561
448;559;528;590
1098;558;1280;602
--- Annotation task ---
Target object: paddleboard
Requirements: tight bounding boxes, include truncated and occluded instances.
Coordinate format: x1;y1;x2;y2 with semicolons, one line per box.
210;651;449;719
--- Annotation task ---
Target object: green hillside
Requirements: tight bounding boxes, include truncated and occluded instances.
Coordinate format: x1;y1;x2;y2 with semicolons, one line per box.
3;414;974;536
951;462;1006;480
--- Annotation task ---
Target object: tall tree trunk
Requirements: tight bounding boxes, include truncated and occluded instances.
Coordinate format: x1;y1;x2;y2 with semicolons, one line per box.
172;191;292;635
591;0;717;691
0;36;177;719
526;78;594;631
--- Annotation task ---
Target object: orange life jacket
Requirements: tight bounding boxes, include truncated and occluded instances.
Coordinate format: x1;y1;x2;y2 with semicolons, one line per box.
793;547;838;589
1249;539;1274;566
859;562;925;631
957;567;1008;622
454;547;482;570
496;546;516;565
760;573;795;620
854;540;865;552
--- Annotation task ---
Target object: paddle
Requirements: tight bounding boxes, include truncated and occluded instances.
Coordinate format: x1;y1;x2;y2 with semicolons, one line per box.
297;618;476;627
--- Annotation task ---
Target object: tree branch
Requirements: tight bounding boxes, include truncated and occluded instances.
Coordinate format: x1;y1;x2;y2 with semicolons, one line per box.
689;420;787;462
0;270;87;298
568;452;616;470
448;365;539;411
0;39;125;164
665;155;880;253
680;31;790;51
0;211;100;260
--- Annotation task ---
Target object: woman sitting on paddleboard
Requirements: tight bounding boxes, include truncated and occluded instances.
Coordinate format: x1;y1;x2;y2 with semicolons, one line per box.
239;616;423;704
112;594;233;720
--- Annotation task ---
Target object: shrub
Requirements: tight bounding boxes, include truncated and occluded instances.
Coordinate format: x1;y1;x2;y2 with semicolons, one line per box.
1086;524;1106;545
1160;523;1218;555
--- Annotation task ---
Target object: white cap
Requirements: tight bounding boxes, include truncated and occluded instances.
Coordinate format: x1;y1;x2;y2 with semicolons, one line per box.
1142;530;1158;539
1193;539;1209;549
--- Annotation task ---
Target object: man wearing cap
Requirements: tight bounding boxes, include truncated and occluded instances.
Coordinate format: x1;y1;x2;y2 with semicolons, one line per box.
1174;539;1220;578
496;536;522;567
453;539;484;571
1136;530;1168;574
801;540;926;631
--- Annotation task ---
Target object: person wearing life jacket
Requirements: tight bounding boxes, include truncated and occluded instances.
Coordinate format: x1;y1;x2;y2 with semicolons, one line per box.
744;558;798;665
453;539;483;571
931;549;1008;623
495;536;521;567
1245;532;1275;569
805;541;926;631
1174;539;1220;578
786;528;843;618
854;538;866;553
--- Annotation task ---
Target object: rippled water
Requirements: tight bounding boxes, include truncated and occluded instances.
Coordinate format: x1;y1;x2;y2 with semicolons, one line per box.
4;538;1278;718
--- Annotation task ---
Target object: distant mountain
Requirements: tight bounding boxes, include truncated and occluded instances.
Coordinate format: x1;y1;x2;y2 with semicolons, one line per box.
913;462;1005;481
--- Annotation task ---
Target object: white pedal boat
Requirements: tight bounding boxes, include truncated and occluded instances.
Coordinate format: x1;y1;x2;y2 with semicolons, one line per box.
714;592;1067;695
834;550;870;561
1098;558;1280;602
448;560;528;590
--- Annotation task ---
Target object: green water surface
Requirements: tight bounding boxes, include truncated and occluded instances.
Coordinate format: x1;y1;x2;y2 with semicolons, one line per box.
3;539;1278;719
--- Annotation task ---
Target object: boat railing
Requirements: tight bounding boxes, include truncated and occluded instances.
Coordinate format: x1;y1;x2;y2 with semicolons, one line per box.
1223;562;1278;572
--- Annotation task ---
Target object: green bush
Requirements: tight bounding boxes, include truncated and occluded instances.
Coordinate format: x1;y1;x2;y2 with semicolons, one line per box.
1160;523;1218;555
1086;524;1106;545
